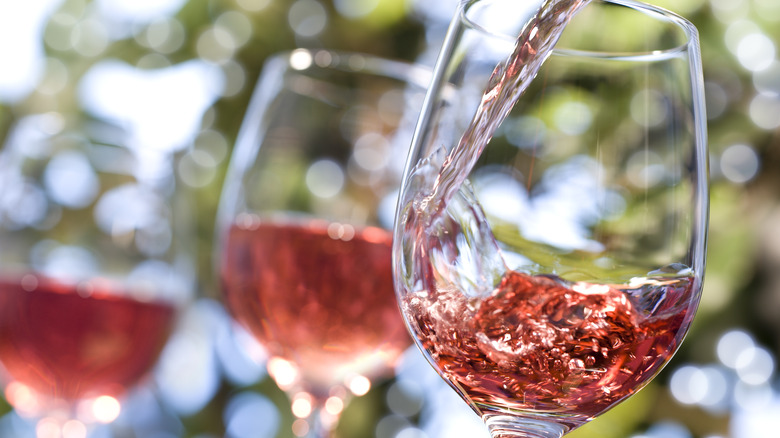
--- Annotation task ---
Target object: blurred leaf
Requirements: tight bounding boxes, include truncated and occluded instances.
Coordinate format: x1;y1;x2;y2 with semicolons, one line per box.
357;0;413;29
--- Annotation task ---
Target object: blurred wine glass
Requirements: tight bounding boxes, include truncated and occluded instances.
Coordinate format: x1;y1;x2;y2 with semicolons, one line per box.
0;113;194;437
215;49;430;437
393;0;708;437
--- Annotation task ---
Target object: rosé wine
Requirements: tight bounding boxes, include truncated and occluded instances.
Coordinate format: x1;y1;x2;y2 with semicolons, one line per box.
402;270;696;430
220;218;410;398
0;275;176;403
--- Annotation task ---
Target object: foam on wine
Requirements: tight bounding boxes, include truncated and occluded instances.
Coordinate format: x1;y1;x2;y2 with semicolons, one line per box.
0;275;176;409
220;218;410;400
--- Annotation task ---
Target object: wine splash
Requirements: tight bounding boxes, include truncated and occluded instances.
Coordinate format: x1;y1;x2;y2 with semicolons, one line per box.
403;271;696;431
400;0;593;303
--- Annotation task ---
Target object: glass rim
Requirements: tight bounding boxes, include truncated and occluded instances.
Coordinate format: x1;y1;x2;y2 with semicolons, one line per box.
460;0;701;60
265;48;433;89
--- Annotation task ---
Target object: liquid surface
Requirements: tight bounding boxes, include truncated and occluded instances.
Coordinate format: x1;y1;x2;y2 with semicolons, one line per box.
0;275;176;405
220;219;410;399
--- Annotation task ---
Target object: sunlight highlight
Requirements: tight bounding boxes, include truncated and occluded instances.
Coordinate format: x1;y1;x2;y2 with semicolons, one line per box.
92;395;121;423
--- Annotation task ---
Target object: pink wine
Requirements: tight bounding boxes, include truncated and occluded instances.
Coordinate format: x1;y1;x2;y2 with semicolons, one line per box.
402;270;696;429
220;219;410;398
0;275;176;404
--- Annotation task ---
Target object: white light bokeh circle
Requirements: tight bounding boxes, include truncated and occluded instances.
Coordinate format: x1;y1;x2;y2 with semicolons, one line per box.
37;57;70;95
334;0;380;19
0;0;63;102
735;346;775;385
43;150;100;208
224;392;280;438
95;0;186;25
290;49;314;70
720;144;760;183
753;0;780;21
196;26;237;64
736;33;776;72
717;329;755;369
731;391;780;438
288;0;327;37
554;101;593;135
236;0;271;12
753;61;780;95
724;20;761;55
630;89;669;127
70;17;110;58
634;421;693;438
91;396;121;424
305;159;345;198
711;0;750;22
748;93;780;130
670;365;709;405
216;11;253;49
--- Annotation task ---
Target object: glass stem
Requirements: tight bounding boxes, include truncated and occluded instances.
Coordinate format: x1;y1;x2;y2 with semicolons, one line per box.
484;414;567;438
305;407;338;438
292;397;344;438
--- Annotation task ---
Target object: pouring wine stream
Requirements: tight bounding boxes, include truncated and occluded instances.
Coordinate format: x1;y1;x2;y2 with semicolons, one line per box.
417;0;590;218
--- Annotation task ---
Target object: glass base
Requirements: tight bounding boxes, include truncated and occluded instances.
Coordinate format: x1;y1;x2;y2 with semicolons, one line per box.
483;414;568;438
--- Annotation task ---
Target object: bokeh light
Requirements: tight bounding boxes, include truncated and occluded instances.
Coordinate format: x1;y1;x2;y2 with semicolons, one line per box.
630;89;669;128
748;93;780;130
267;357;299;390
291;393;313;419
324;396;344;416
306;159;346;198
710;0;750;22
0;0;62;102
91;396;121;424
155;300;223;416
62;420;87;438
347;375;371;396
288;0;328;37
223;392;279;438
236;0;271;12
36;418;62;438
720;144;760;183
735;33;775;72
334;0;380;19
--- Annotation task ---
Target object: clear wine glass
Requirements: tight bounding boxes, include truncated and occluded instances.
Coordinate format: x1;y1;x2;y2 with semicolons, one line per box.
393;0;708;437
215;49;430;437
0;115;193;436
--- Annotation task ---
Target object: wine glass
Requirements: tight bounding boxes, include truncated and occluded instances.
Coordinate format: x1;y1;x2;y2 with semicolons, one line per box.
215;49;430;437
0;115;194;436
393;0;708;437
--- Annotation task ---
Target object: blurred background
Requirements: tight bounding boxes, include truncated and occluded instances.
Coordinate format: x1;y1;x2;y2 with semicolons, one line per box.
0;0;778;437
